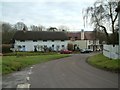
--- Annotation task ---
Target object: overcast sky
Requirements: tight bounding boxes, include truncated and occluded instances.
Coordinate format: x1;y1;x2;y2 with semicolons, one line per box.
0;0;97;31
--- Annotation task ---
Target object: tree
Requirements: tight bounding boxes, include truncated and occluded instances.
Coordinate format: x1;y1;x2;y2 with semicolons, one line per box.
30;25;46;31
2;22;16;44
38;25;46;31
84;0;118;44
14;22;28;31
58;25;69;31
30;25;38;31
47;27;58;31
93;28;107;44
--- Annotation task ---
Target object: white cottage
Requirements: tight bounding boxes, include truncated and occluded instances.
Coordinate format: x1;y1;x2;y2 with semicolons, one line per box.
67;30;101;51
13;31;69;52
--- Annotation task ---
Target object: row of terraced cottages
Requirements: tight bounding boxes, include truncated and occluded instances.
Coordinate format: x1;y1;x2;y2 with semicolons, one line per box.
12;30;101;52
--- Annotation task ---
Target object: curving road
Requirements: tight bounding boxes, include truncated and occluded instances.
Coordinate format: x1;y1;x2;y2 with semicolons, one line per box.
29;53;118;88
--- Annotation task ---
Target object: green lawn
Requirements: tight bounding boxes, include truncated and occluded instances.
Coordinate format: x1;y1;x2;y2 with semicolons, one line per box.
2;54;69;75
87;53;120;73
0;57;2;74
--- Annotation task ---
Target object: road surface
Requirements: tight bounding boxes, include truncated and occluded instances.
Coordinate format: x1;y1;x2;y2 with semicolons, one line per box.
29;53;118;88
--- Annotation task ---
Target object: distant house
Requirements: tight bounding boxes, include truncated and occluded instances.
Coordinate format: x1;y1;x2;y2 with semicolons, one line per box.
67;30;101;51
13;31;69;52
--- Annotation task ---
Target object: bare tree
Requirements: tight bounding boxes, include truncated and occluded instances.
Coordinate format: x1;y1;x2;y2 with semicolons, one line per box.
30;25;38;31
14;22;28;31
83;0;118;44
58;25;69;31
38;25;46;31
30;25;46;31
47;27;58;32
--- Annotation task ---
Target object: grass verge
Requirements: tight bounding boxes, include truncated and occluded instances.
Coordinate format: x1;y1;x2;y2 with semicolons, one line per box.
3;52;57;56
87;53;120;73
2;54;69;75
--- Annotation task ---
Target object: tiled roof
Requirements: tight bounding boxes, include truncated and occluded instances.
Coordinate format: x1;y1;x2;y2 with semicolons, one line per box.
67;31;95;40
67;32;81;40
84;31;95;40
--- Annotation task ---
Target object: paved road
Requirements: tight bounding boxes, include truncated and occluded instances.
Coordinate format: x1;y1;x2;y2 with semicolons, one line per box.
29;53;118;88
2;68;29;88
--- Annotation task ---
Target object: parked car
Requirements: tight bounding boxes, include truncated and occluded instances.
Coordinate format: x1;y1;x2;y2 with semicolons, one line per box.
60;50;72;54
80;49;93;53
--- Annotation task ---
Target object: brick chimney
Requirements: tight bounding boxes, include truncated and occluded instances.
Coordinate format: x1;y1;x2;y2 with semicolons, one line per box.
81;29;84;40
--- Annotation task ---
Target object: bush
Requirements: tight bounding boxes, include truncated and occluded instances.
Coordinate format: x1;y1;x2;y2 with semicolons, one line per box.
2;44;12;53
67;43;73;51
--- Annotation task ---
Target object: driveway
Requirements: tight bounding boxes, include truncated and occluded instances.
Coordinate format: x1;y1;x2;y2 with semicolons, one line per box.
29;53;118;88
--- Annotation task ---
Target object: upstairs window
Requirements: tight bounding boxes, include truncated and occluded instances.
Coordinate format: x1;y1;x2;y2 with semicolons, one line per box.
52;40;54;42
89;40;93;44
23;45;25;47
61;40;64;42
43;40;47;42
33;40;37;42
69;37;71;40
20;40;25;42
75;37;78;40
52;45;54;47
62;45;64;47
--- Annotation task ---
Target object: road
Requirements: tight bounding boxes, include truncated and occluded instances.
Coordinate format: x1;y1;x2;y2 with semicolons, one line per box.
29;53;118;88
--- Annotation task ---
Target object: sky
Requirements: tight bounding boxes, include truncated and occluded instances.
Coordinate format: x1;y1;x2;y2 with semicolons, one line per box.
0;0;97;31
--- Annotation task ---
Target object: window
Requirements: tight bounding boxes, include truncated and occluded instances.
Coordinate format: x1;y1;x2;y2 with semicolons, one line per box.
52;40;54;42
23;45;25;47
22;45;26;51
69;37;71;40
33;40;37;42
43;40;47;42
18;45;22;49
51;45;54;51
61;40;64;42
62;45;64;47
89;41;93;44
20;40;25;42
34;45;37;52
56;45;60;51
44;45;47;48
75;37;77;40
89;41;91;44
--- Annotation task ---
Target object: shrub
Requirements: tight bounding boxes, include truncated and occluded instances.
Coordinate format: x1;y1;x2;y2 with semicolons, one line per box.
67;43;73;51
2;44;12;53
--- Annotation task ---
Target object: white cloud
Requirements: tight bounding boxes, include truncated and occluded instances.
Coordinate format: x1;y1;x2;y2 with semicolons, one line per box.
1;0;97;31
1;0;96;3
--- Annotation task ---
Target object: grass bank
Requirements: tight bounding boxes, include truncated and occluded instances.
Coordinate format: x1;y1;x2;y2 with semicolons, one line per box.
87;53;120;73
2;54;69;75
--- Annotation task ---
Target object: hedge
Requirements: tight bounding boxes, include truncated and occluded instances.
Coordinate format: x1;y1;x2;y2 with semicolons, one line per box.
2;44;12;53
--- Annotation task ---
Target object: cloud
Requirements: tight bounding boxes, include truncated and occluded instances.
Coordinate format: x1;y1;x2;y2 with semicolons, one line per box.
1;0;96;31
1;0;96;3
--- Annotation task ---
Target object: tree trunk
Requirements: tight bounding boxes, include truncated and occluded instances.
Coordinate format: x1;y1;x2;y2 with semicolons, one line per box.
98;24;110;44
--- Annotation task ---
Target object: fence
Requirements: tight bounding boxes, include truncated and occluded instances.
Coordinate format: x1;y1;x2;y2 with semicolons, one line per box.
103;45;119;59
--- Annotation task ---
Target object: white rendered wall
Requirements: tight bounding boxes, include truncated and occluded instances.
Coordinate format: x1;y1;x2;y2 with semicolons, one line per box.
14;40;68;51
103;45;119;59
